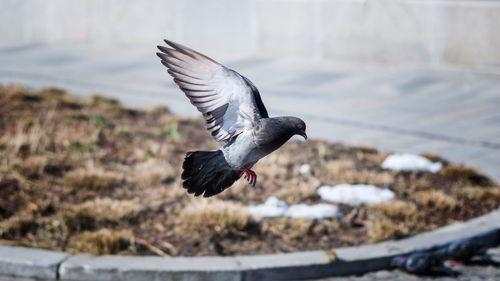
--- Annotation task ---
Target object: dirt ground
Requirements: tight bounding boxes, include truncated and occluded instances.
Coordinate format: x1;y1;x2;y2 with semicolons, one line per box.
0;85;499;257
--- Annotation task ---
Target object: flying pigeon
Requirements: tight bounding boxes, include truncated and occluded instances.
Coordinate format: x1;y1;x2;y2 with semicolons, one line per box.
156;40;307;197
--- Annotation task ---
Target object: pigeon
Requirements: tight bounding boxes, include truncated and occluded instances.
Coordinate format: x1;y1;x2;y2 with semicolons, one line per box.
391;252;460;277
156;40;307;197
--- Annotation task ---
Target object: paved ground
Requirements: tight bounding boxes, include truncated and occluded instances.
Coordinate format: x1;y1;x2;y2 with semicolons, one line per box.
1;43;499;184
321;247;500;281
1;248;499;281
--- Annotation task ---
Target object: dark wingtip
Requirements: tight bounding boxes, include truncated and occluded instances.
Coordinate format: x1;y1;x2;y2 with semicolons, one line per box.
164;39;181;49
157;45;172;54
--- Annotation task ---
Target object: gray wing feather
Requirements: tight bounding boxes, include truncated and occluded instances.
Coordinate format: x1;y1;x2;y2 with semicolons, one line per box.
157;40;265;142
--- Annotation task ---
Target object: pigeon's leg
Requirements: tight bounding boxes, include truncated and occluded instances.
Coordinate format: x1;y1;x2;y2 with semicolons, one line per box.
250;170;257;186
239;169;248;183
239;168;257;187
244;169;256;186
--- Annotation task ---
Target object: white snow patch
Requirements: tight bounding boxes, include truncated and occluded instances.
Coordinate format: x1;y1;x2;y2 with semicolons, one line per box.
381;153;442;173
298;164;311;175
285;204;341;219
317;184;395;206
247;197;287;218
247;197;341;219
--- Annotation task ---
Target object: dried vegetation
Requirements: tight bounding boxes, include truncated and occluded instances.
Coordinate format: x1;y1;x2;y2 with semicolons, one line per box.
0;85;499;256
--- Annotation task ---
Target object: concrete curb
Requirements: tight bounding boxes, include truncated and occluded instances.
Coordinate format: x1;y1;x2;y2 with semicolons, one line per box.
0;245;70;280
1;209;499;281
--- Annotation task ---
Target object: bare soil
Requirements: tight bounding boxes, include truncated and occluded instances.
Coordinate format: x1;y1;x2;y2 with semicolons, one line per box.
0;85;499;257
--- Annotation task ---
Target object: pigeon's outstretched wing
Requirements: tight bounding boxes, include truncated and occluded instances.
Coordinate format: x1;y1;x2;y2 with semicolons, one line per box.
156;40;269;142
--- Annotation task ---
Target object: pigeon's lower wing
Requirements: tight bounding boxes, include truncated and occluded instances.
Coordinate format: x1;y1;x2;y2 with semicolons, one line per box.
157;40;267;142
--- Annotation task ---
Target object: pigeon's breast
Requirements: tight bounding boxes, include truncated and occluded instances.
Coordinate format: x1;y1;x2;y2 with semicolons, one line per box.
221;130;260;169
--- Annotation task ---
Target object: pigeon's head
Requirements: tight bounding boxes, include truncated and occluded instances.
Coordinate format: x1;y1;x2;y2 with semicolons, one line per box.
285;117;307;140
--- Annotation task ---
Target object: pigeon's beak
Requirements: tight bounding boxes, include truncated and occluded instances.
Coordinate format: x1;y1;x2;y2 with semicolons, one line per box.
300;132;308;140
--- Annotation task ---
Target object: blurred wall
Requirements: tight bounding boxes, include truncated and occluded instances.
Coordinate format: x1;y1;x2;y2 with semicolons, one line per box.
1;0;499;65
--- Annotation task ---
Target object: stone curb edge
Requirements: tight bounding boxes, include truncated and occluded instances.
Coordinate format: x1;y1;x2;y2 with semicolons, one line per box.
1;209;499;281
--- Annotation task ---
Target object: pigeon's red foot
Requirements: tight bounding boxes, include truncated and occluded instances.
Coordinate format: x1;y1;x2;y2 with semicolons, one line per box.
446;260;463;266
239;168;257;187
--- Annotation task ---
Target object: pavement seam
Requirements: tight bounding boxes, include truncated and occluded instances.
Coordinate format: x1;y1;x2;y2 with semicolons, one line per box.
55;254;72;280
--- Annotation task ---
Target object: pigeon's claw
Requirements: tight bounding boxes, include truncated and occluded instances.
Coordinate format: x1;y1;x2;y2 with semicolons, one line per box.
239;168;257;187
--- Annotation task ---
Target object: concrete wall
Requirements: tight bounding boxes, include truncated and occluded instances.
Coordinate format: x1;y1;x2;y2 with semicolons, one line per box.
1;0;499;65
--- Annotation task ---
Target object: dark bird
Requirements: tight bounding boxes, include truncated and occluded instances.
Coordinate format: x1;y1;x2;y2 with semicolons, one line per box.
391;252;459;277
390;229;500;276
156;40;307;197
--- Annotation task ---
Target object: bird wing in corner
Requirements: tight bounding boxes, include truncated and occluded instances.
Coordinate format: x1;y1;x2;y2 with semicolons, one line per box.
156;40;269;143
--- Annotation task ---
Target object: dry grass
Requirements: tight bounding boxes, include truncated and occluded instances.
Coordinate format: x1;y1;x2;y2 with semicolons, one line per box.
4;116;54;155
177;199;250;237
62;198;141;232
0;200;55;242
133;159;176;186
273;178;321;204
366;201;421;242
1;85;500;256
78;198;140;220
458;186;500;201
324;159;394;186
420;153;449;164
262;218;316;240
0;206;36;237
89;95;120;107
338;169;394;186
64;169;123;191
62;206;99;232
413;190;458;210
68;229;132;255
0;177;26;220
441;164;494;187
366;217;409;242
369;200;418;221
12;156;48;179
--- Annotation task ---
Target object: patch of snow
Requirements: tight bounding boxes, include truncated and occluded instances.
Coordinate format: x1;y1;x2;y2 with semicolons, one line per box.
317;184;395;206
247;197;341;219
298;164;311;175
285;203;341;219
247;196;288;218
381;153;442;173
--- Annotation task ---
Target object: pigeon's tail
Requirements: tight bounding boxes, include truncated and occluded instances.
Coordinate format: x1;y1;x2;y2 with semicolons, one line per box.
181;150;241;197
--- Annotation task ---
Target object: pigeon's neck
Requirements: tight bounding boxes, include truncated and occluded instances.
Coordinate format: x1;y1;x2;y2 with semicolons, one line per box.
255;117;295;153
